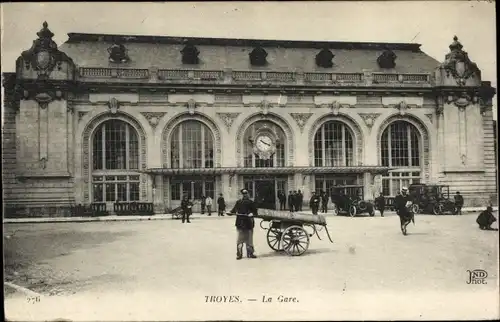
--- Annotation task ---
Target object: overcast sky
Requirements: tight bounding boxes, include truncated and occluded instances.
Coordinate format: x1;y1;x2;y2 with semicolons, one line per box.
1;1;496;116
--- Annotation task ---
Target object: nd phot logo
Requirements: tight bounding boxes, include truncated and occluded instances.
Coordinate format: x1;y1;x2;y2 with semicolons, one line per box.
466;269;488;285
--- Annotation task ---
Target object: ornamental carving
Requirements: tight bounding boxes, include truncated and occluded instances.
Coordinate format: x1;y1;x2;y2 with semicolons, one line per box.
18;22;74;80
107;42;130;63
216;112;240;131
78;111;89;122
377;49;397;69
290;112;313;132
445;92;478;111
107;97;120;114
358;113;381;129
181;44;200;65
140;112;167;129
260;100;272;115
250;47;268;66
187;99;198;115
442;36;480;86
315;48;334;68
330;101;341;115
82;113;148;203
425;114;434;124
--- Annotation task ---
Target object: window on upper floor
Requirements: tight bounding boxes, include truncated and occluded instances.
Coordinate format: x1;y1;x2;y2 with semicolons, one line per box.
249;47;268;66
181;44;200;64
316;48;335;68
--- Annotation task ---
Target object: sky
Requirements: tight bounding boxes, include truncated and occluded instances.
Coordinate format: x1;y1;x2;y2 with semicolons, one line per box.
1;1;496;117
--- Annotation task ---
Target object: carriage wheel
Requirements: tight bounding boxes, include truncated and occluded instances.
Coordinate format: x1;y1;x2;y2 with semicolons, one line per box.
332;204;339;216
349;205;357;217
266;228;283;251
281;226;310;256
432;204;444;215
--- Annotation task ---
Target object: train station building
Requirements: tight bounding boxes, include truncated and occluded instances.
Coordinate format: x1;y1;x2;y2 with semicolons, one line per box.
2;22;497;216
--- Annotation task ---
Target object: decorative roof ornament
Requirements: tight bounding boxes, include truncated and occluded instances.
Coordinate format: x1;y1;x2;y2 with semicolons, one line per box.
377;49;397;69
181;44;200;64
315;48;334;68
250;46;268;66
108;41;130;63
18;21;74;80
442;36;481;86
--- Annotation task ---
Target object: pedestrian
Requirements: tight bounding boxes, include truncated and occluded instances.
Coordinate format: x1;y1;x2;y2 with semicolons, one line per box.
310;191;321;215
217;193;226;216
288;190;295;212
180;195;193;224
278;191;286;211
200;196;206;214
394;187;414;235
293;190;299;212
375;193;386;217
321;191;328;213
206;195;213;216
297;190;304;211
476;206;497;230
454;191;464;215
229;189;258;260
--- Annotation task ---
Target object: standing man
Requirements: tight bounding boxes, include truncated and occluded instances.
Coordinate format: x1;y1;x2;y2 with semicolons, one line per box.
200;196;206;215
180;195;193;224
288;190;295;213
321;191;329;214
229;189;258;260
217;193;226;216
297;190;304;211
394;187;414;235
310;191;321;215
454;191;464;215
375;193;386;217
206;195;213;216
278;191;286;211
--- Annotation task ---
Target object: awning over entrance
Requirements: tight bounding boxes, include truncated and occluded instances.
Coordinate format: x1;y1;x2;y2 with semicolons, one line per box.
143;166;393;176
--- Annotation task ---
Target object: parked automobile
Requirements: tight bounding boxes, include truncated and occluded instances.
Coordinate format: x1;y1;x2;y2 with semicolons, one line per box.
330;185;375;217
408;183;458;215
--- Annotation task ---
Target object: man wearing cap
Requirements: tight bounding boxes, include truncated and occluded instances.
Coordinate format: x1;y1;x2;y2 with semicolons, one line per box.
394;187;415;235
229;189;259;260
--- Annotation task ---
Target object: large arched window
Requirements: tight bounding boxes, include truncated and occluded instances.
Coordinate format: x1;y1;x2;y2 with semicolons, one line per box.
170;121;214;169
314;121;354;167
91;120;140;202
381;120;422;196
243;121;286;168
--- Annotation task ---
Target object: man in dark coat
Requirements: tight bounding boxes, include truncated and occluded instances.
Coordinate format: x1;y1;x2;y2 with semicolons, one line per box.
288;190;295;212
394;187;414;235
454;191;464;215
200;195;206;214
180;195;193;224
217;193;226;216
375;193;386;217
310;191;321;215
278;191;286;211
321;191;329;213
476;206;497;230
230;189;259;260
297;190;304;211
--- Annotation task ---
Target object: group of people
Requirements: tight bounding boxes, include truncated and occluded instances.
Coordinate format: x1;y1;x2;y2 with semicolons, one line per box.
179;194;228;223
277;190;303;212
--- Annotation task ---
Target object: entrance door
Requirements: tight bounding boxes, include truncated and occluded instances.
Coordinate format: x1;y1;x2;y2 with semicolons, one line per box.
255;180;276;209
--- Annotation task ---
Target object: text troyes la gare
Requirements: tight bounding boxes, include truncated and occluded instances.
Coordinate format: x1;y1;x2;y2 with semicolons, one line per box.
205;295;299;303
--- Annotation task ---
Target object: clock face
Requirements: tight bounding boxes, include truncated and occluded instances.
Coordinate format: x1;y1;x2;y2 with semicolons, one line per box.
255;135;273;152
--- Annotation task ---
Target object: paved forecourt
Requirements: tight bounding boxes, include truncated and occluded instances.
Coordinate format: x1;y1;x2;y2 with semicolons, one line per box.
4;212;499;321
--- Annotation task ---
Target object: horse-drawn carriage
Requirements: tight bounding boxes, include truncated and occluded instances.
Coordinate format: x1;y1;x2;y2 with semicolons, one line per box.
330;185;375;217
229;209;333;256
408;184;457;215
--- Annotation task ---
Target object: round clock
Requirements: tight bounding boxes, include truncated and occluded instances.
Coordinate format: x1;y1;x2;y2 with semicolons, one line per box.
255;134;274;152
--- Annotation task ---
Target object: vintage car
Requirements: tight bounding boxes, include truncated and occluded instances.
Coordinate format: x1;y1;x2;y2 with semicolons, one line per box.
408;183;458;215
330;185;375;217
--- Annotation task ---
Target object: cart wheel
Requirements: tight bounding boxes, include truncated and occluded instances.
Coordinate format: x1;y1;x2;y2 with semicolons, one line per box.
332;204;339;216
281;226;310;256
349;205;357;217
266;228;283;251
432;204;444;215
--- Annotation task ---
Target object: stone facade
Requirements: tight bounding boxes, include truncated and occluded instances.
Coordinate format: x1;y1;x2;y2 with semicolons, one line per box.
2;23;497;217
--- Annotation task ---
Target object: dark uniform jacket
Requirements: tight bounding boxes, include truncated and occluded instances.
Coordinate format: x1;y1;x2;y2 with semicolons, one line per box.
477;210;496;227
217;196;226;211
310;195;321;207
230;198;258;230
454;195;464;207
395;194;412;216
181;199;193;212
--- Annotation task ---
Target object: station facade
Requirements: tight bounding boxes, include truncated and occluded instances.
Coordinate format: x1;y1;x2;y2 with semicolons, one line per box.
2;22;497;216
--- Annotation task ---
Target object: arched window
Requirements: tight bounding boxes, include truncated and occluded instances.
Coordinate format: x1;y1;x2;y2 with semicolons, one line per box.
314;121;354;167
381;121;422;196
243;121;286;168
170;121;214;169
91;120;140;202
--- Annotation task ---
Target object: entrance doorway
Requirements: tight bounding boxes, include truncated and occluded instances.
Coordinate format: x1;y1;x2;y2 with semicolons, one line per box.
243;176;287;210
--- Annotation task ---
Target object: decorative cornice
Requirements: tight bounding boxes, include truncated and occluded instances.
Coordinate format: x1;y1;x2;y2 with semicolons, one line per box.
216;112;240;131
358;113;381;129
290;112;313;132
140;112;167;128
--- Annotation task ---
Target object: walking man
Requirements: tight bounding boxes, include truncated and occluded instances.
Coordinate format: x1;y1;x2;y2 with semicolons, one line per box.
200;196;206;214
278;191;286;211
181;195;193;224
310;191;321;215
375;193;386;217
454;191;464;215
229;189;258;260
394;187;414;235
206;195;213;216
217;193;226;216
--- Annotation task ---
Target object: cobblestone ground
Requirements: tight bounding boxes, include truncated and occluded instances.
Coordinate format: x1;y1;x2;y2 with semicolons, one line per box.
4;212;499;321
